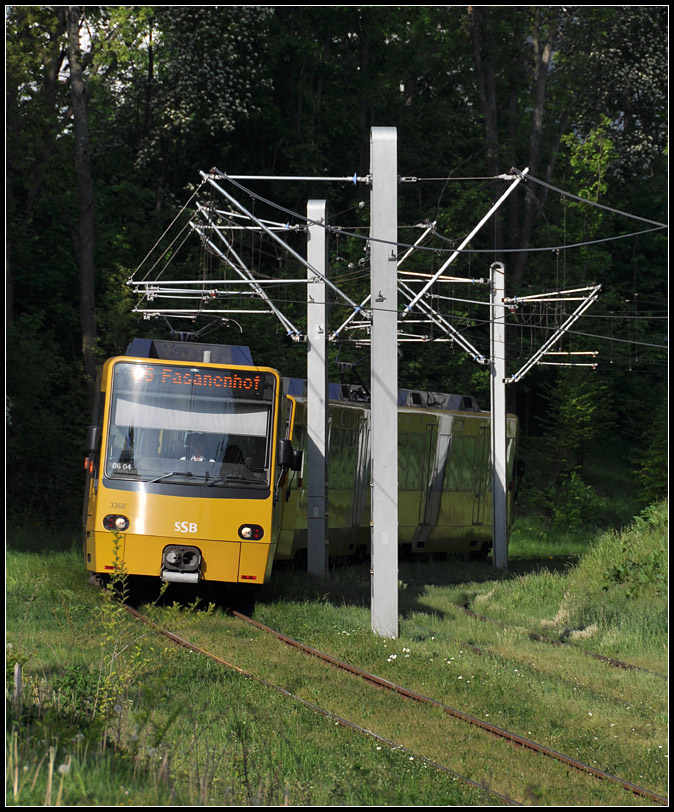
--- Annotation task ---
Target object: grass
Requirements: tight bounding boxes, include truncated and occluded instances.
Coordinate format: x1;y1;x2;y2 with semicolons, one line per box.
5;549;492;805
6;502;668;805
473;501;668;668
508;513;593;559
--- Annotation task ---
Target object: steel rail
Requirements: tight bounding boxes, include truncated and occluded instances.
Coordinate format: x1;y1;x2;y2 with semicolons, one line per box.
121;603;520;806
233;611;668;806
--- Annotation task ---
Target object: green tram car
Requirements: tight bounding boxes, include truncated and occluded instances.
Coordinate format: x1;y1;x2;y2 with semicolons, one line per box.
276;382;519;562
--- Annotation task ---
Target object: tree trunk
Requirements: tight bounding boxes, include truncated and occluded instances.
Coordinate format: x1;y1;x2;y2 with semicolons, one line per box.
67;6;98;395
7;8;68;327
468;6;504;257
510;8;554;290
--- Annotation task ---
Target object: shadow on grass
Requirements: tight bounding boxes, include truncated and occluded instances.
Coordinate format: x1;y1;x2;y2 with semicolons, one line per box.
6;523;578;625
6;525;79;553
102;555;578;623
120;576;260;618
257;554;579;621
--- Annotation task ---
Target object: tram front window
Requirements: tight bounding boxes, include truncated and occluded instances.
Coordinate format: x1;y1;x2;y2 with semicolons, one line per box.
104;362;275;489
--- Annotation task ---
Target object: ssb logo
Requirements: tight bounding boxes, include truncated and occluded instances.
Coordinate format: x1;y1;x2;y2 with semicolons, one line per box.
174;521;198;534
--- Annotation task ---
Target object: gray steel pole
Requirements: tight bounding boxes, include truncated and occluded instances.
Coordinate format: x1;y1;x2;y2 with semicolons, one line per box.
306;200;329;576
490;262;508;569
370;128;399;637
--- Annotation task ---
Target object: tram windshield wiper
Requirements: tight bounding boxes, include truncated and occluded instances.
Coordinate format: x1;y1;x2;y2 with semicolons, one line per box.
207;474;263;487
148;471;193;483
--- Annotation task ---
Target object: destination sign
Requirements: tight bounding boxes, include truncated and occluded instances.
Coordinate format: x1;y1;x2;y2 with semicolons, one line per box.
114;362;273;400
158;366;262;392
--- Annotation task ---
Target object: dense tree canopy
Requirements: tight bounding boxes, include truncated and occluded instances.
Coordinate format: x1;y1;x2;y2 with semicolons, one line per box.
6;5;667;528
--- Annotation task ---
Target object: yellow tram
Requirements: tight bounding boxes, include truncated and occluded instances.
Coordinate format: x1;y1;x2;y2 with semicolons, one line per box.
83;340;300;588
84;340;519;595
277;384;519;563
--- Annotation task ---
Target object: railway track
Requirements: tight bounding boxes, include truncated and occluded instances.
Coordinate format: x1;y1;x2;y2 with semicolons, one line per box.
458;602;668;680
123;603;520;806
124;602;668;806
233;611;667;806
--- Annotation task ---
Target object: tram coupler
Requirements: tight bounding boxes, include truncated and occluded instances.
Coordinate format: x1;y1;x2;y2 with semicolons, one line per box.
161;545;202;584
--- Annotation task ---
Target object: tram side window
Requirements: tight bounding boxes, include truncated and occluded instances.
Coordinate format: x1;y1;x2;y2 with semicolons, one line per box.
399;432;426;491
479;440;492;491
330;427;358;489
329;428;342;487
445;436;476;492
506;437;516;482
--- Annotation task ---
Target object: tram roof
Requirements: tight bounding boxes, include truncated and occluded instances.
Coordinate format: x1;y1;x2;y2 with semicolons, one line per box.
123;340;482;413
126;339;254;366
283;378;481;413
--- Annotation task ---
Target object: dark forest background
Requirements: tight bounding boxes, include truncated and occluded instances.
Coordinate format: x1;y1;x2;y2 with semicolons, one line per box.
6;6;667;532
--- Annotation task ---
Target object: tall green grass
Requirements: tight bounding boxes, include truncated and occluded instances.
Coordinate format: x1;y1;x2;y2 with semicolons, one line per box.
553;500;668;658
472;501;668;667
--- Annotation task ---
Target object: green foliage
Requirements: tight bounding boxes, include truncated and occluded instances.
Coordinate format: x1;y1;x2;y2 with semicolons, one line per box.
572;6;668;182
6;314;89;527
5;4;667;532
518;368;623;530
515;436;641;533
599;501;668;599
133;6;274;195
547;471;622;530
562;116;617;205
556;501;668;634
538;368;612;475
51;665;100;717
633;395;668;505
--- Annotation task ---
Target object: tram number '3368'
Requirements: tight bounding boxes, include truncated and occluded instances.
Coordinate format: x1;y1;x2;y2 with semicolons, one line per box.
175;521;198;534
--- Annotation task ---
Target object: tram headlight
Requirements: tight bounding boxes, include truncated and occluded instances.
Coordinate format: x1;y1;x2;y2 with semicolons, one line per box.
103;514;130;532
238;524;264;541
